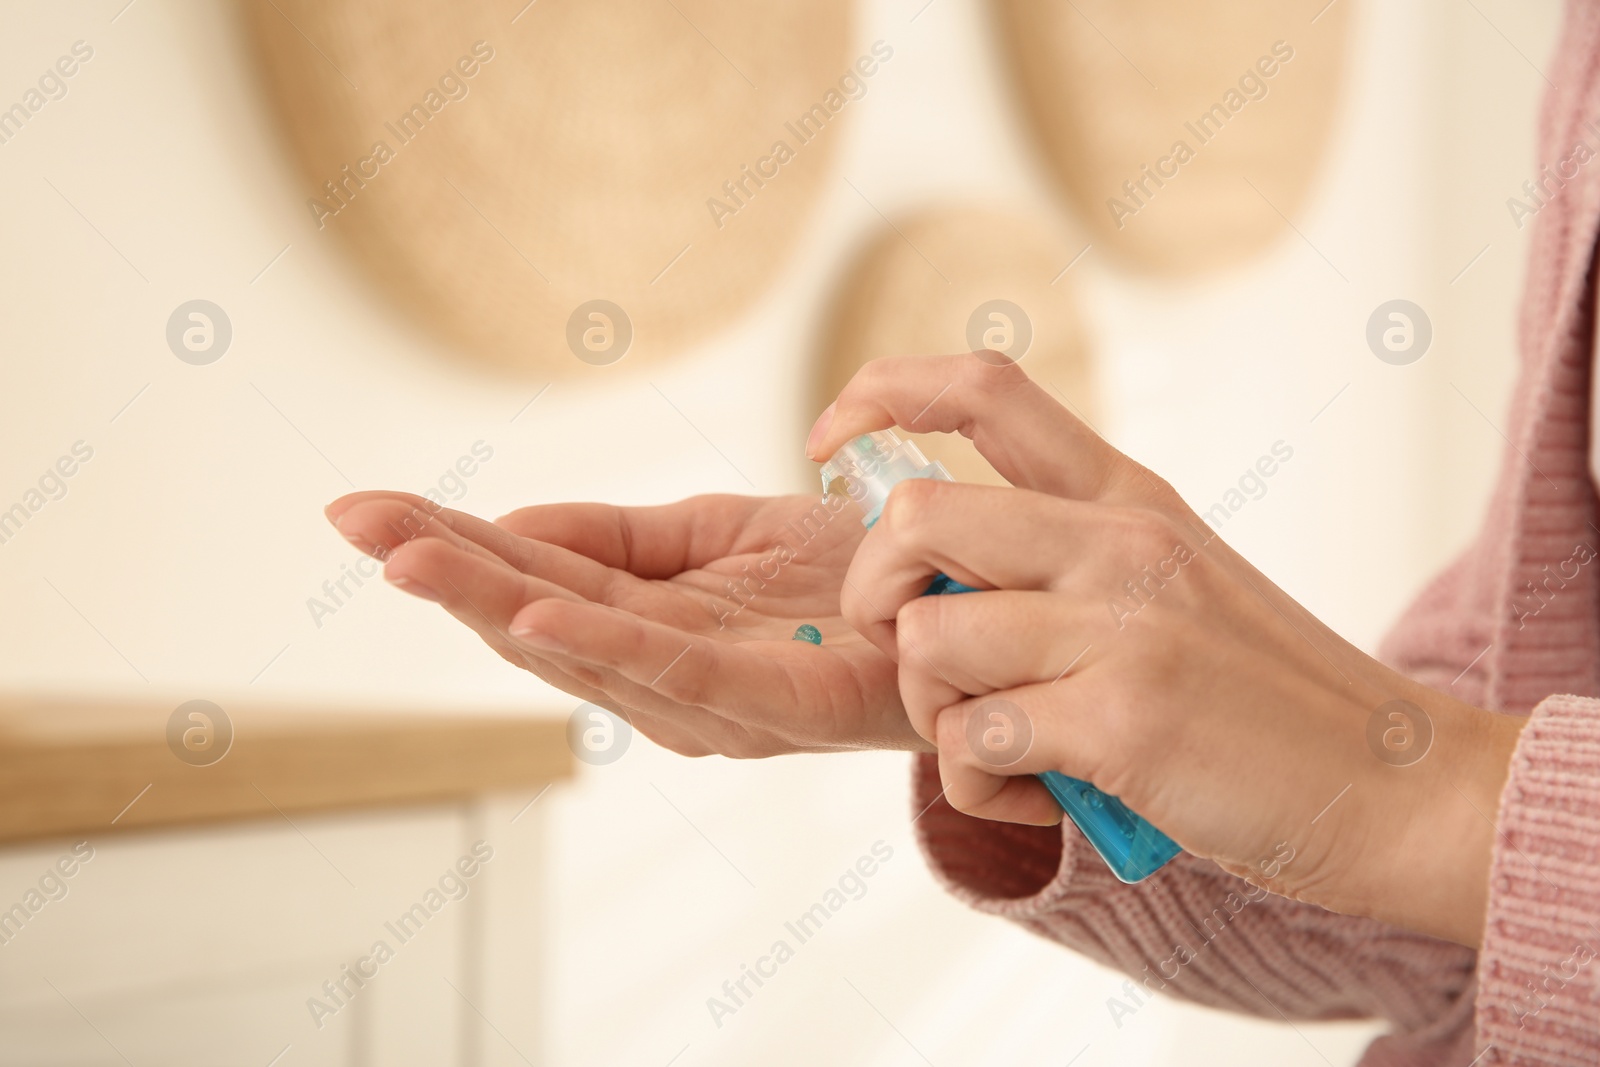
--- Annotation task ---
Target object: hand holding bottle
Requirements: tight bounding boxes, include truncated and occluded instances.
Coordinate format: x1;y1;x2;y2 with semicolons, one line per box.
807;352;1523;946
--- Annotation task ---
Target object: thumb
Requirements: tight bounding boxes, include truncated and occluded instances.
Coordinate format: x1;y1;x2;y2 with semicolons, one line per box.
808;352;1141;502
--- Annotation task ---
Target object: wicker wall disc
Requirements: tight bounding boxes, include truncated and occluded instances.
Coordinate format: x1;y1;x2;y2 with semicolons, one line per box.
817;207;1094;486
993;0;1351;276
246;0;854;373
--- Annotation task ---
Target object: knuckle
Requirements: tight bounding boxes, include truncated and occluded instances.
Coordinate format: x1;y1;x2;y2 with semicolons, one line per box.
939;775;990;819
1138;468;1180;504
838;576;873;633
1090;690;1155;778
854;354;896;385
844;354;906;400
878;476;942;535
895;595;942;655
1119;508;1183;561
944;793;981;817
932;705;970;759
1130;466;1188;513
1022;640;1066;687
958;349;1032;390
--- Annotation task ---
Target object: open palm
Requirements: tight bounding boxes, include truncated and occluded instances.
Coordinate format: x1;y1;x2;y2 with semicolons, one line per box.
326;490;923;756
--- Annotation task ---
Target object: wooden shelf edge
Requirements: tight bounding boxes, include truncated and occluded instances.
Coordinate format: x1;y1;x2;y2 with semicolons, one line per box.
0;701;575;844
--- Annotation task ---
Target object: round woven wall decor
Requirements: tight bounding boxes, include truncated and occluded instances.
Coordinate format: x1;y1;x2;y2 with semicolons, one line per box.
246;0;855;374
993;0;1351;275
817;206;1095;486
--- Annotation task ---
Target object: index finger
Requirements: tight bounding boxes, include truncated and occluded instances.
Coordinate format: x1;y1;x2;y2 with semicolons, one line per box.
807;352;1149;503
496;494;795;579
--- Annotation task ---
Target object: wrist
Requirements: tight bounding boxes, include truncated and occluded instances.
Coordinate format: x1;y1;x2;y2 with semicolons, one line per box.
1389;696;1525;946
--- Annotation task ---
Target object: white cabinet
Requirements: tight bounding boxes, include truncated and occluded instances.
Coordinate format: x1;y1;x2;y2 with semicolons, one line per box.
0;795;549;1067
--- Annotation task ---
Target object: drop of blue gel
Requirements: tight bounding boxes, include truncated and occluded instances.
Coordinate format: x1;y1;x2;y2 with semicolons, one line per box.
792;624;822;645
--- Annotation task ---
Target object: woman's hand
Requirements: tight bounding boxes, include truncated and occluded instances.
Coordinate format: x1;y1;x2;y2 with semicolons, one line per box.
324;489;925;756
808;352;1525;947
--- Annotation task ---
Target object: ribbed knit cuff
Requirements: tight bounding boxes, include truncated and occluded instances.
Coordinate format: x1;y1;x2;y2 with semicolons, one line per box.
909;753;1481;1038
1476;695;1600;1065
909;751;1078;913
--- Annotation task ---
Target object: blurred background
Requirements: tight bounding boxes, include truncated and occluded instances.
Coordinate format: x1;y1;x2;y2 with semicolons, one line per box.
0;0;1563;1063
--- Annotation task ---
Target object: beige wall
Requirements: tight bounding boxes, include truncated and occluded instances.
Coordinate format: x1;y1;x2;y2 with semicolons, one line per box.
0;0;1564;1063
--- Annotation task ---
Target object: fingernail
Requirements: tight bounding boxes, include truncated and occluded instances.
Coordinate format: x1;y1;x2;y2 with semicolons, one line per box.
334;515;382;557
390;576;442;602
805;402;836;460
510;623;566;652
341;530;384;558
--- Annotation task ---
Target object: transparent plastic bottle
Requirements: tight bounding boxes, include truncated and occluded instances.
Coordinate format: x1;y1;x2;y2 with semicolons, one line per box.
820;430;1181;883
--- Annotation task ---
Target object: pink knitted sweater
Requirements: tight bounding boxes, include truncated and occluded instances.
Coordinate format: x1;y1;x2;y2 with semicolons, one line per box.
912;7;1600;1064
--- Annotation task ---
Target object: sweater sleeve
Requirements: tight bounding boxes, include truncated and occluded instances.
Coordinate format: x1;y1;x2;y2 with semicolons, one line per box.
1475;694;1600;1065
911;752;1479;1045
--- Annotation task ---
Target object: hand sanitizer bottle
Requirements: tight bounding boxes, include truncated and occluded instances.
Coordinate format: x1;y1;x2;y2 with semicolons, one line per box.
820;430;1182;883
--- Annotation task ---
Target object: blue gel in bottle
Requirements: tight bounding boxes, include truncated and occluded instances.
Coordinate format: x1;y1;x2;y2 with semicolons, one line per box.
821;431;1182;883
